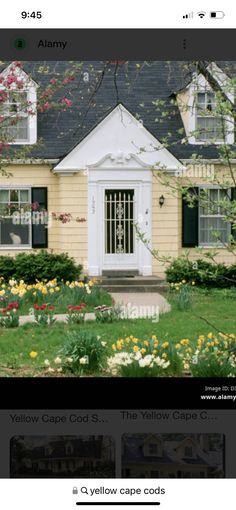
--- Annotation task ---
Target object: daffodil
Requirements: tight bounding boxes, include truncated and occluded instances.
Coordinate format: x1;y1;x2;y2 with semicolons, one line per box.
162;342;169;348
29;351;38;359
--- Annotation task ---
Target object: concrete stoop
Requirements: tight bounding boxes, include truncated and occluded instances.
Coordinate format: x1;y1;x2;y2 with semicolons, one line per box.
98;275;168;293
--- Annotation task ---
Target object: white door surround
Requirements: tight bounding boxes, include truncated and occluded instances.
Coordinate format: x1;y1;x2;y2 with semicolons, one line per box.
52;103;185;276
88;166;152;276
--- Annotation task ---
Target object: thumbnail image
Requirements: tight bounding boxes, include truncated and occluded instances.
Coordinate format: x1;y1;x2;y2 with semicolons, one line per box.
10;435;115;478
122;433;225;478
0;60;236;378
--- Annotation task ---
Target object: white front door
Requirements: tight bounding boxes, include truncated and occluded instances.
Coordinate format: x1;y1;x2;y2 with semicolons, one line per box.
102;187;138;270
88;168;152;277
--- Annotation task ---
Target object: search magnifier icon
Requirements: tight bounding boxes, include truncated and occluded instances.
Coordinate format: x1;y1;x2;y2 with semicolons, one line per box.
81;487;89;495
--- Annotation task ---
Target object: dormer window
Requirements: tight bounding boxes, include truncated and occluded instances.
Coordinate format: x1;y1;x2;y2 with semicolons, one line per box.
147;442;162;456
184;446;193;458
177;63;234;146
65;443;73;455
0;63;38;145
149;444;158;454
45;447;51;456
2;91;29;143
195;92;224;142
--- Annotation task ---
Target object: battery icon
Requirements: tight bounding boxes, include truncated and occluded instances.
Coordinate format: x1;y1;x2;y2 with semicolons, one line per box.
210;11;225;18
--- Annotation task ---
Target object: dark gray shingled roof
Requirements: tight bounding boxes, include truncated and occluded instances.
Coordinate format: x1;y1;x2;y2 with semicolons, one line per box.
27;438;103;459
1;61;235;161
122;435;208;466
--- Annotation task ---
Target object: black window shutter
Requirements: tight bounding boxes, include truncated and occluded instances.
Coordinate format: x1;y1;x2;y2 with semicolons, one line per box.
231;187;236;241
182;187;199;247
31;187;48;248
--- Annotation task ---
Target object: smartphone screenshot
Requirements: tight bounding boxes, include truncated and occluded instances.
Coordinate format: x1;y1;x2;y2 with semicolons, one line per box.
0;1;236;508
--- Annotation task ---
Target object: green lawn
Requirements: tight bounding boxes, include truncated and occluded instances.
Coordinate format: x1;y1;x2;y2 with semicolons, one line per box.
0;291;236;376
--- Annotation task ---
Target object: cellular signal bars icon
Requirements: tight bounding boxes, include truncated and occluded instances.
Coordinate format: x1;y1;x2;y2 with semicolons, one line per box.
183;12;193;19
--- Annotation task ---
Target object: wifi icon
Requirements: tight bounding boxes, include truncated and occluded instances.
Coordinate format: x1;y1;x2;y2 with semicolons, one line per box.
197;11;206;18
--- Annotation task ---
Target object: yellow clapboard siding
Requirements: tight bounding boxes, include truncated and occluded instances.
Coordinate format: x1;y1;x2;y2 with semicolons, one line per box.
0;165;88;267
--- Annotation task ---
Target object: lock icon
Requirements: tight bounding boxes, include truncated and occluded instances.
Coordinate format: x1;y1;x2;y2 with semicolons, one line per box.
73;487;78;495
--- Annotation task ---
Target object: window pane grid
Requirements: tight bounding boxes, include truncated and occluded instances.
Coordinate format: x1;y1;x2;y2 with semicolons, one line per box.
0;188;31;247
0;91;29;142
199;187;230;245
196;92;224;141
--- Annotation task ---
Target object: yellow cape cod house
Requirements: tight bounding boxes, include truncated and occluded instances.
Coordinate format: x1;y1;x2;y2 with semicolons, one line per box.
1;61;236;278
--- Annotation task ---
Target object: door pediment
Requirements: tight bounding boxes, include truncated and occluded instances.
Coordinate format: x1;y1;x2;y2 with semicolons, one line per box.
88;151;148;169
53;103;184;174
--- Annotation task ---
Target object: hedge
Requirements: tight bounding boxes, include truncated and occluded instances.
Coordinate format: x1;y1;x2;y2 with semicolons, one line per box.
0;251;83;283
166;258;236;288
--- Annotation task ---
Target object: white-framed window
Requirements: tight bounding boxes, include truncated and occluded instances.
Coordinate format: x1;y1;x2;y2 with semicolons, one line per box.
148;443;161;456
1;90;29;143
186;63;234;145
65;443;73;455
0;63;37;145
184;446;193;458
195;91;225;142
199;187;231;246
0;187;31;248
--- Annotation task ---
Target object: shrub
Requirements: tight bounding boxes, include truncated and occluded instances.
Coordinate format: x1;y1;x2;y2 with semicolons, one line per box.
0;251;82;283
166;257;235;288
0;256;15;282
60;330;107;374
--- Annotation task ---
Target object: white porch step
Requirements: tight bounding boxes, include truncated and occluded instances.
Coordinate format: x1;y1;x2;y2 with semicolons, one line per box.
99;276;168;293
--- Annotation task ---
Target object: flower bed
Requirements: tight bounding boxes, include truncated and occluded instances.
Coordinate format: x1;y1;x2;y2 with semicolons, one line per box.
0;276;112;321
0;302;20;328
106;333;236;377
25;330;236;377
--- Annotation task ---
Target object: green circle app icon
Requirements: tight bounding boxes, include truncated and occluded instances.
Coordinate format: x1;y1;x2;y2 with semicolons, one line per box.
14;38;27;50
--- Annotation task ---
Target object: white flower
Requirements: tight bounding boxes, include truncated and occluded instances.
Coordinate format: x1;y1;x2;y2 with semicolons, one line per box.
47;367;55;373
101;341;107;347
139;355;154;368
80;356;89;365
44;359;50;367
9;279;17;287
57;367;63;373
85;284;91;294
66;357;73;363
107;352;133;368
54;356;62;364
192;353;199;365
153;356;170;369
